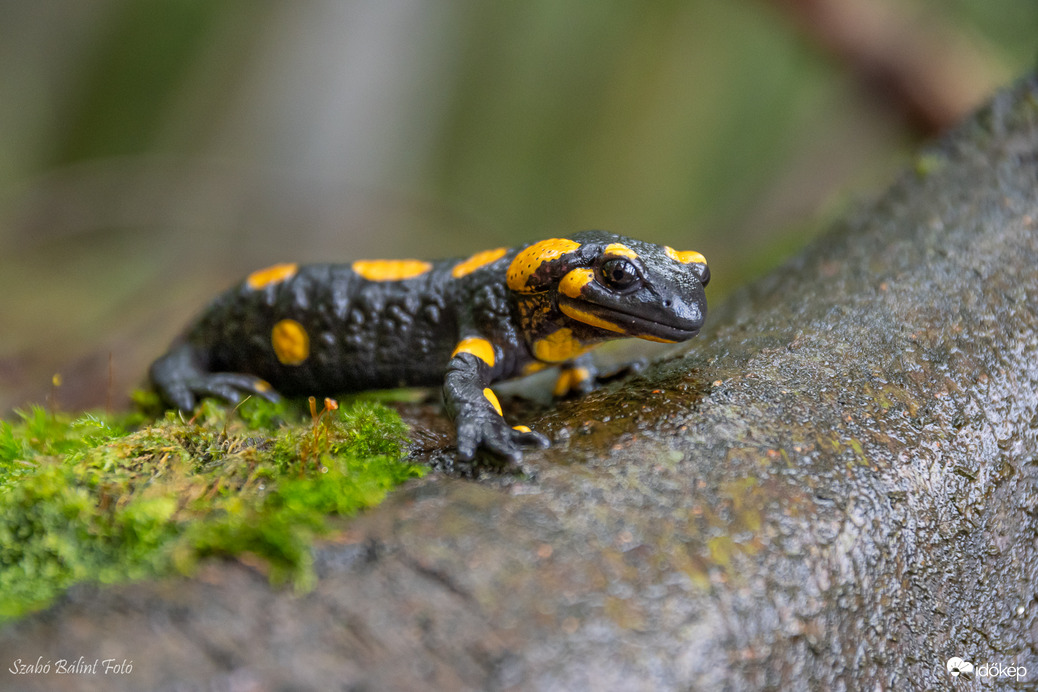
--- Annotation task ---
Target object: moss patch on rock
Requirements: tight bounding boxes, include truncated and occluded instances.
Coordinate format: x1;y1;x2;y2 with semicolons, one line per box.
0;396;423;622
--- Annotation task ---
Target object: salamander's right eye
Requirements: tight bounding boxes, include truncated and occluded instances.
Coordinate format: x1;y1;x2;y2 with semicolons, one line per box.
597;258;641;291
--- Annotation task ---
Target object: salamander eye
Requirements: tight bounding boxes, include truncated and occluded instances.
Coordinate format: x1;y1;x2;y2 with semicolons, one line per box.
597;258;641;291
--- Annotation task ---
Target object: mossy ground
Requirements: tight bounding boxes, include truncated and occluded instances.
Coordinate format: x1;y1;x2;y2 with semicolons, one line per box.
0;395;424;623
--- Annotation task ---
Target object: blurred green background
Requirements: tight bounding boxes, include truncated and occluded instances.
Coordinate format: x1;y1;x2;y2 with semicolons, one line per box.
1;0;1035;413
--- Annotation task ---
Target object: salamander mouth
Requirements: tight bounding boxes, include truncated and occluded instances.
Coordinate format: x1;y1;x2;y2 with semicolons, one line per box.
559;296;701;343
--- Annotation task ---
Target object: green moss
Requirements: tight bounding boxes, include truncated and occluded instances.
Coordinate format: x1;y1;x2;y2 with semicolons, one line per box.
0;397;423;622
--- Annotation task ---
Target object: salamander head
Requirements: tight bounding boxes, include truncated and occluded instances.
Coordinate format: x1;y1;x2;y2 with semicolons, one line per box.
507;230;709;344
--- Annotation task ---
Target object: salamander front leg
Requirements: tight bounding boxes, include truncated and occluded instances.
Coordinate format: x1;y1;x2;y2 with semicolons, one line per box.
443;351;549;462
552;353;649;398
552;354;598;398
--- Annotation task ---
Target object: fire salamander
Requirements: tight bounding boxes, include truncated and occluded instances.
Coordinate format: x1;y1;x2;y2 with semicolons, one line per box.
150;230;709;462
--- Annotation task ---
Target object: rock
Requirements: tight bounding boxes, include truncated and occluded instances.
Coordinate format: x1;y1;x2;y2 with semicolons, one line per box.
2;75;1037;691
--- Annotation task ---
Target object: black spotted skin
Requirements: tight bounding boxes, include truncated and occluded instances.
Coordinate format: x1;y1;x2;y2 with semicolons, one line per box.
150;230;710;462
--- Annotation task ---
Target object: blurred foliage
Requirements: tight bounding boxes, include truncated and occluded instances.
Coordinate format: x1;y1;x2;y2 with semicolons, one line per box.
47;1;239;166
935;0;1038;52
0;0;1035;412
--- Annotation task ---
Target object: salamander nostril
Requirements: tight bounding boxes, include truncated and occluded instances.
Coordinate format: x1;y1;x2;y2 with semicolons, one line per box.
662;299;672;308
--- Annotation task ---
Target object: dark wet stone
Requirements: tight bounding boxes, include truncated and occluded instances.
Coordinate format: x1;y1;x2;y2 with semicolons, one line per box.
2;76;1037;691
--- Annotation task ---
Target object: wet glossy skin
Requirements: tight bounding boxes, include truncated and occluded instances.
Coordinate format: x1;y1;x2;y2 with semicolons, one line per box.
149;230;710;461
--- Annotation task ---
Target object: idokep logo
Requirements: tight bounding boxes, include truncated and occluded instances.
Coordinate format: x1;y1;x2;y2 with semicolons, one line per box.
946;657;974;677
946;656;1028;682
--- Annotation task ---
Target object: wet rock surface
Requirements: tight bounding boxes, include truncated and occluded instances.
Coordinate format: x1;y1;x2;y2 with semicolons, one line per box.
3;76;1037;691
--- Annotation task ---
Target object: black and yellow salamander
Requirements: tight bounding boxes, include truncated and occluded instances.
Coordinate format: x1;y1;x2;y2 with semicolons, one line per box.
150;230;709;461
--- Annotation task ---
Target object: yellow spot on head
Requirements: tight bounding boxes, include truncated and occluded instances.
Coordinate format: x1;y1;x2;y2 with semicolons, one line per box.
506;238;582;293
640;334;678;344
452;247;509;278
559;303;625;334
247;263;298;290
532;327;591;363
604;243;638;260
451;337;496;368
665;246;707;266
512;425;532;433
559;268;594;299
271;319;310;365
482;388;503;417
352;259;432;282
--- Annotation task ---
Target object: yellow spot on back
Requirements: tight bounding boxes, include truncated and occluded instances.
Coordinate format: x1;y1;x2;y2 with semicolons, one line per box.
352;259;432;281
604;243;638;259
452;247;508;278
271;319;310;365
506;238;581;293
665;246;707;266
247;263;298;290
559;268;594;299
482;388;503;417
559;303;625;334
532;327;591;363
451;337;496;367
